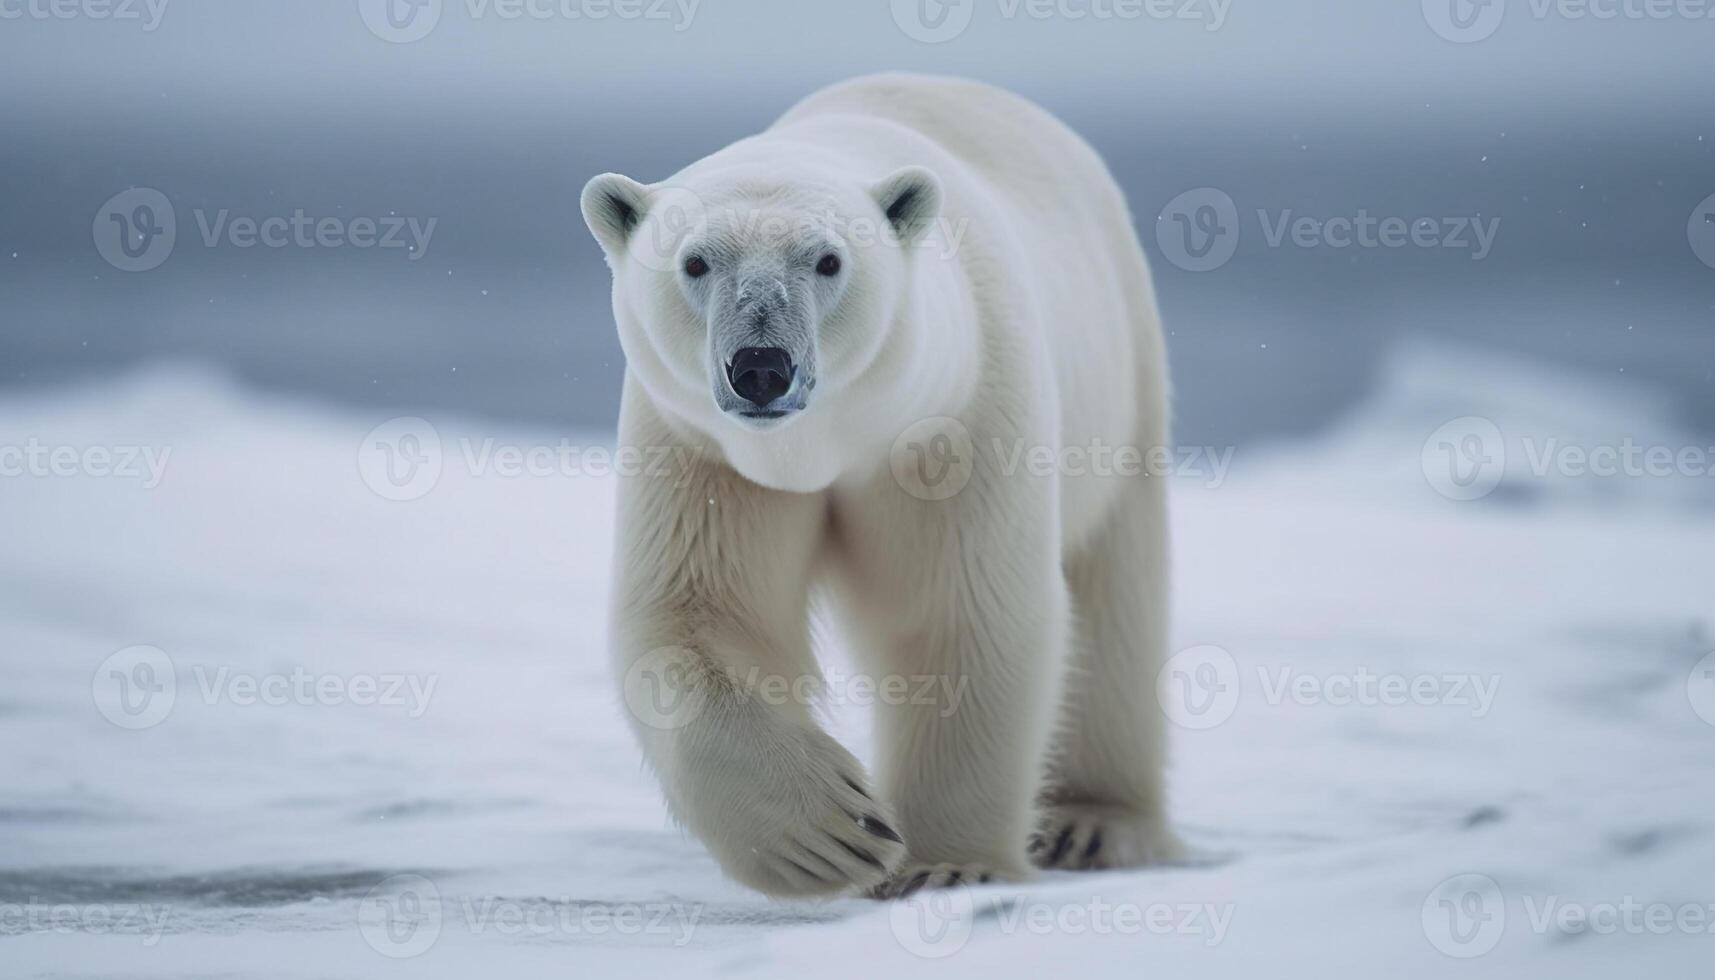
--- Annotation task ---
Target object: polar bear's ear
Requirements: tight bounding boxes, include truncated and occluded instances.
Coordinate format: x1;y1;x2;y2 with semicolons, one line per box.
871;166;943;248
580;173;652;259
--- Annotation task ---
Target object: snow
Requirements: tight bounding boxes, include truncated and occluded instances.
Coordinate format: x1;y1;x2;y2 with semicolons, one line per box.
2;349;1712;978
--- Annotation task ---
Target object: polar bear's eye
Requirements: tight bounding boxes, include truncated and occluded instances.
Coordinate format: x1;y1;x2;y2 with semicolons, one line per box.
684;256;709;278
816;254;841;277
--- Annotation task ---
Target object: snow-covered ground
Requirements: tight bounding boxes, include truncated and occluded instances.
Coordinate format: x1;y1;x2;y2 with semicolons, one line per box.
3;346;1712;978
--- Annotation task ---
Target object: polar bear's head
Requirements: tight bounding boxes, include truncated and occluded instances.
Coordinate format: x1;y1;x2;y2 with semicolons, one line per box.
580;160;947;489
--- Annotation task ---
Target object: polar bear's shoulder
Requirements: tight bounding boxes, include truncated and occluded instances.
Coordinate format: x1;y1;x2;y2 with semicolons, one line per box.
772;73;1106;191
777;73;1036;128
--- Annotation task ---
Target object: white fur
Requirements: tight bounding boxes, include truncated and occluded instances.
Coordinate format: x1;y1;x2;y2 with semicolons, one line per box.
584;74;1179;898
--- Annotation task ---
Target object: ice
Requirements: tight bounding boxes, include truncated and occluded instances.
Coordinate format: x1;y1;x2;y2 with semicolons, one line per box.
2;350;1711;977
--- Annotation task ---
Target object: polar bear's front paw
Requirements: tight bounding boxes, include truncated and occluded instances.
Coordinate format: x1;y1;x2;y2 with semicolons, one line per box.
866;862;1004;900
683;729;905;898
1030;803;1184;871
732;779;905;898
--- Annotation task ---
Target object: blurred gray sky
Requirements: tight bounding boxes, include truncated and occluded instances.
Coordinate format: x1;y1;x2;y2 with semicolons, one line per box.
3;0;1711;125
3;0;1713;445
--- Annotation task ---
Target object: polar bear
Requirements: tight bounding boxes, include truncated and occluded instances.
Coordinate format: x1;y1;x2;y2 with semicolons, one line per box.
582;74;1178;898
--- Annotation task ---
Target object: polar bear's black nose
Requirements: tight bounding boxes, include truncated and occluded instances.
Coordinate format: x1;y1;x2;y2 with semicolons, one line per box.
727;347;795;408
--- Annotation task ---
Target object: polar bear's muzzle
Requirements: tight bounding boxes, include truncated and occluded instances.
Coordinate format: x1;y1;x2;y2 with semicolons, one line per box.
710;274;817;428
727;347;796;412
716;344;813;427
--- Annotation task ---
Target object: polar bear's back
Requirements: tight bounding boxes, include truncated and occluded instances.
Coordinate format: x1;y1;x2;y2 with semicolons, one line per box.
775;74;1124;236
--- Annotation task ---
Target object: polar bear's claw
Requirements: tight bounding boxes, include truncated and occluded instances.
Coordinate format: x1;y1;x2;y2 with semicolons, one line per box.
858;814;903;842
1031;803;1183;872
866;863;1000;900
836;836;886;869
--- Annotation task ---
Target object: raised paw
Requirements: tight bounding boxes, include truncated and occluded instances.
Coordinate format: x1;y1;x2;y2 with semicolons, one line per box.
867;863;1002;900
672;722;906;897
1030;803;1184;871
